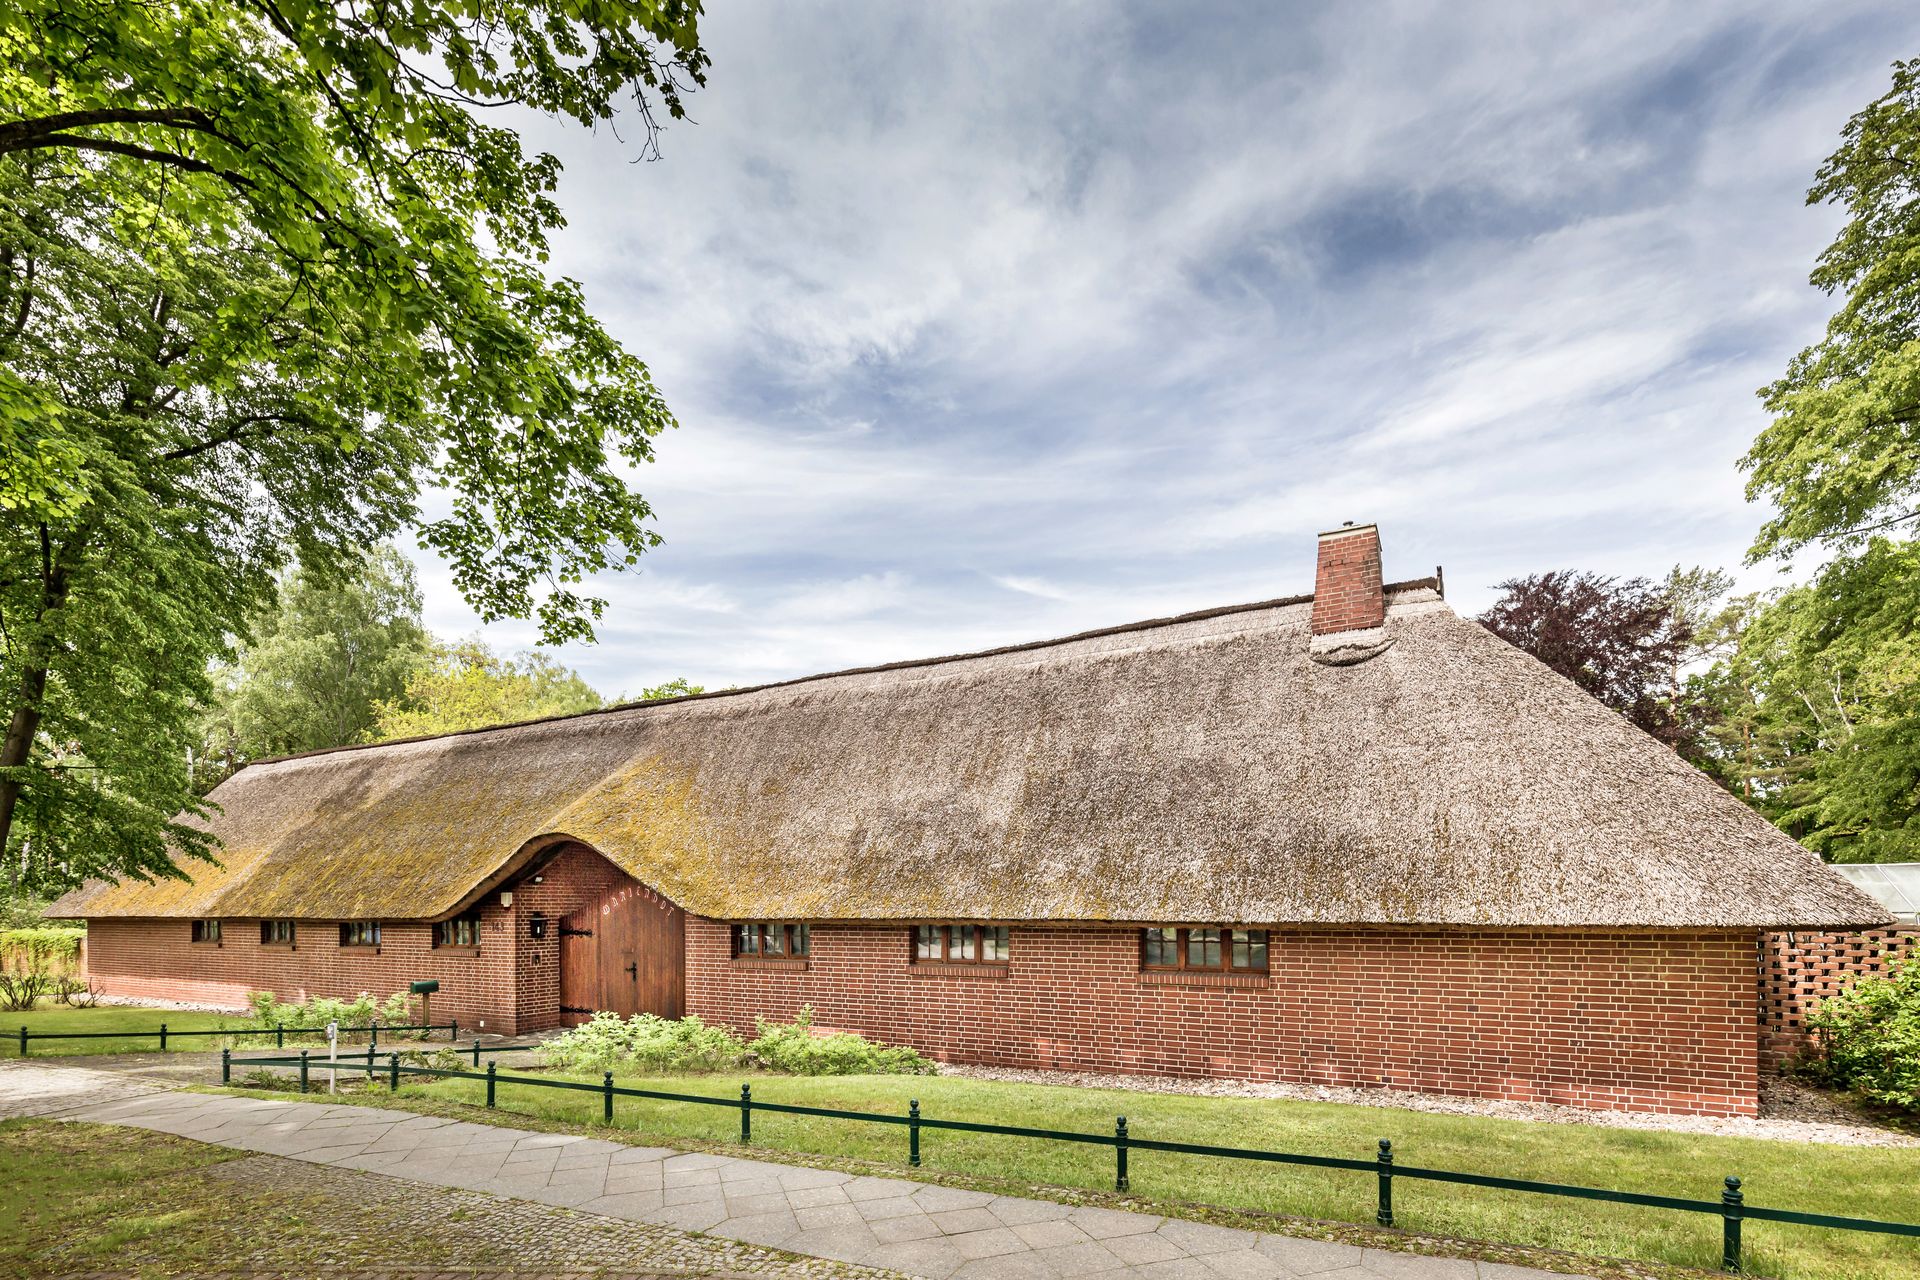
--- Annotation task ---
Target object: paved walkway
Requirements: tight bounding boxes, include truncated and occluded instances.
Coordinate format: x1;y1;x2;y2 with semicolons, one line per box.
1;1061;1574;1280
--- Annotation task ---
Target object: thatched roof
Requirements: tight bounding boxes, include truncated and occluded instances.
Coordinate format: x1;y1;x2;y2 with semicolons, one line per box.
51;584;1889;929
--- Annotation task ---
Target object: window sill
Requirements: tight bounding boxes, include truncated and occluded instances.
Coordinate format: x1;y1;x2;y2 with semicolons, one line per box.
190;941;223;948
731;957;810;971
433;946;481;957
260;943;296;951
340;945;381;955
909;962;1009;979
1138;970;1268;989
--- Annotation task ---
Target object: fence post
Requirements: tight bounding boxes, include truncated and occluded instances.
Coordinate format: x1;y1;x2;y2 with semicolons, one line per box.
486;1060;497;1108
18;1026;25;1058
603;1071;615;1125
1721;1176;1744;1273
740;1083;753;1144
909;1099;921;1168
276;1026;284;1049
365;1044;375;1078
450;1018;459;1043
473;1039;482;1068
1115;1117;1129;1192
388;1051;399;1092
221;1047;231;1084
159;1021;168;1052
370;1022;379;1053
1376;1140;1395;1227
298;1049;309;1093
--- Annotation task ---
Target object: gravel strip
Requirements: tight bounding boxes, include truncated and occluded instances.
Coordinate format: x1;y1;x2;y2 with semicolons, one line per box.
937;1065;1918;1147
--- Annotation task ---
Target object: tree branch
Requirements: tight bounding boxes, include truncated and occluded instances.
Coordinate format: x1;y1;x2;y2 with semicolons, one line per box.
0;109;208;154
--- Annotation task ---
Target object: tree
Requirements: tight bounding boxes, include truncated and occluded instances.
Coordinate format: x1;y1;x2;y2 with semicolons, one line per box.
199;549;430;783
1744;59;1920;557
1694;544;1920;862
1731;60;1920;862
636;678;705;701
1479;571;1695;748
1;2;708;890
371;639;604;739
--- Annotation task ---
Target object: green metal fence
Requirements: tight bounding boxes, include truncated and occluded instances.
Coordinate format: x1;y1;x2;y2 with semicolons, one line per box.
17;1020;458;1055
222;1048;1920;1274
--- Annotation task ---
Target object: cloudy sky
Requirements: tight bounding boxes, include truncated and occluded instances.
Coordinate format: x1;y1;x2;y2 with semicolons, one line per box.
406;2;1912;697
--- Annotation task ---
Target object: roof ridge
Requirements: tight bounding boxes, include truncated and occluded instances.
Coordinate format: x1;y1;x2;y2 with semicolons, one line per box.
243;577;1443;770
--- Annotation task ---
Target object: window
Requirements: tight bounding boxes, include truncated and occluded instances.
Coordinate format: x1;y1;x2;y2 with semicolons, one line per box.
339;921;381;948
913;924;1010;965
731;922;810;958
191;919;221;944
260;919;296;946
1140;927;1267;973
435;914;481;948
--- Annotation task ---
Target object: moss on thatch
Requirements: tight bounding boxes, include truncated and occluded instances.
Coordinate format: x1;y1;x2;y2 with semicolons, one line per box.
49;587;1889;928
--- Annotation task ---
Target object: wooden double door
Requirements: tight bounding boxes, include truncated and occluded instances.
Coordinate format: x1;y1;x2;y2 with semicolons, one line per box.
558;882;686;1025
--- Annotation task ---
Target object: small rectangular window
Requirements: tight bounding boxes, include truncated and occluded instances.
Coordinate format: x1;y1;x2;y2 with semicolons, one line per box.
435;914;480;948
1143;927;1178;968
260;920;295;946
191;920;221;944
733;922;810;959
1187;928;1222;969
339;921;381;948
1141;927;1268;973
912;924;1009;966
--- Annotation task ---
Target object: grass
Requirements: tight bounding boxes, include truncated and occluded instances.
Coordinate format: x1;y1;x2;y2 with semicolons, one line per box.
0;1119;292;1277
1;1001;247;1056
1;1000;451;1057
321;1066;1920;1280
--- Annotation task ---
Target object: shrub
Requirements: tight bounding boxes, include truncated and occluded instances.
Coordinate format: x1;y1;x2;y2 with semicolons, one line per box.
0;970;45;1013
1800;957;1920;1111
746;1007;934;1077
541;1012;749;1074
245;990;416;1034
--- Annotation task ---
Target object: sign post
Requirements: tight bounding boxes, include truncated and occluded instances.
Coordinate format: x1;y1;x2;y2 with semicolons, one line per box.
325;1020;339;1094
409;979;440;1035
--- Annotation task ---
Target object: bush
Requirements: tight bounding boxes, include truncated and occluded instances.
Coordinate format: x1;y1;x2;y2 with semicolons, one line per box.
1800;957;1920;1111
541;1012;749;1074
246;989;415;1033
0;970;45;1013
746;1007;934;1077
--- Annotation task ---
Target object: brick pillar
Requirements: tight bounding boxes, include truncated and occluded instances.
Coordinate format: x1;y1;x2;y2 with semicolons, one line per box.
1311;523;1385;636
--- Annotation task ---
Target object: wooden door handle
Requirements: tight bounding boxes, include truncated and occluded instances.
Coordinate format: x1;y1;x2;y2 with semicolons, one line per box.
625;962;637;980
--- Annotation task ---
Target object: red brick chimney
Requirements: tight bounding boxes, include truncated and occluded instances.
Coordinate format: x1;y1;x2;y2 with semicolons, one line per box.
1310;522;1385;636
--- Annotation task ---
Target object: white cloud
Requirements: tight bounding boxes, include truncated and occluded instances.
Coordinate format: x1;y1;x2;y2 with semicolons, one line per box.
406;1;1908;695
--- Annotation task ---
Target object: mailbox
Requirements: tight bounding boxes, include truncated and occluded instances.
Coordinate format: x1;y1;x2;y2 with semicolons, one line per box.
409;979;440;995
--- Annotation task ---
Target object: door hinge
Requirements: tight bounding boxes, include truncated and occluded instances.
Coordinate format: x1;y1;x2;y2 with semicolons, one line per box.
560;1005;593;1015
559;926;593;937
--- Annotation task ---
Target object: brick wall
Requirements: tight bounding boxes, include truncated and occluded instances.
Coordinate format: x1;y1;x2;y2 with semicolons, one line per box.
84;843;637;1036
1757;928;1920;1069
689;922;1760;1116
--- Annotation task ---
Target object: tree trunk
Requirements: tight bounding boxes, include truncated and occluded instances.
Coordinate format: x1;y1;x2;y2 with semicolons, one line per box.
0;524;74;864
0;673;47;861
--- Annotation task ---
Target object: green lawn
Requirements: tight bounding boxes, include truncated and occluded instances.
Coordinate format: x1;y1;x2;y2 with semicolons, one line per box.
369;1067;1919;1280
1;1001;428;1056
2;1002;247;1056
